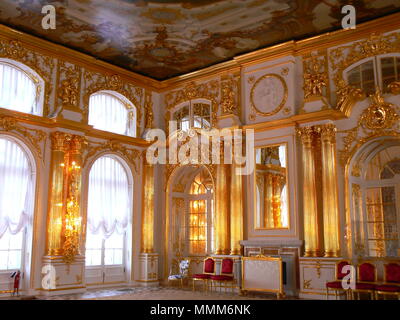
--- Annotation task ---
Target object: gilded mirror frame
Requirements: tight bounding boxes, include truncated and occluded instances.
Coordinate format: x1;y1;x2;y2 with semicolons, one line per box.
253;142;290;231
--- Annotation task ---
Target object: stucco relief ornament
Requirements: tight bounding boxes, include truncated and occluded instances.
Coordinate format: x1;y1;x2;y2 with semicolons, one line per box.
361;88;399;131
59;77;79;107
388;81;400;95
303;54;328;99
221;82;236;114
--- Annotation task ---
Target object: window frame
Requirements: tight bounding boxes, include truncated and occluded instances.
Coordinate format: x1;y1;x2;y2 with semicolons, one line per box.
88;90;137;137
0;59;44;116
172;99;212;131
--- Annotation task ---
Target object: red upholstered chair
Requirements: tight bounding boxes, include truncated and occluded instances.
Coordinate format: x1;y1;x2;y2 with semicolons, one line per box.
210;258;235;292
326;260;351;300
375;262;400;300
192;257;215;291
352;262;377;300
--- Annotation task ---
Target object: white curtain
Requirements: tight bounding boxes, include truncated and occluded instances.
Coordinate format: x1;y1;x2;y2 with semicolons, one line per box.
88;92;133;136
0;63;38;115
87;156;130;239
0;138;33;239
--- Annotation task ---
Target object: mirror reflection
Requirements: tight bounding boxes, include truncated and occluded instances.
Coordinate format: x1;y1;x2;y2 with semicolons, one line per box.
255;144;289;229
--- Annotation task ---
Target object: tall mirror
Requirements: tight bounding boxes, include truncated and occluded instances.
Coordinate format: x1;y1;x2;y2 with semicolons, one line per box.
255;143;289;229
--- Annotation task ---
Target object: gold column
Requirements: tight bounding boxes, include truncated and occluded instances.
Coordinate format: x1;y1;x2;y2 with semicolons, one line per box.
46;132;67;255
297;127;321;257
215;162;230;255
320;124;340;257
141;160;154;253
230;164;243;255
62;135;84;263
263;173;273;228
46;132;85;262
272;174;285;228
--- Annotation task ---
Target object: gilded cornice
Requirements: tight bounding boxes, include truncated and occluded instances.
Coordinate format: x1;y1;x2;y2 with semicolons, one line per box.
243;109;345;132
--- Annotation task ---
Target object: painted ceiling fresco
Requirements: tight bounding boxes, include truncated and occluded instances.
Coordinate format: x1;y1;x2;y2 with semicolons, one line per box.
0;0;399;80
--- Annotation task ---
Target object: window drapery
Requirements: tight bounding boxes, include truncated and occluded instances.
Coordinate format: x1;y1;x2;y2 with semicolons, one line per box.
88;92;136;137
0;138;33;240
0;63;38;115
87;156;130;239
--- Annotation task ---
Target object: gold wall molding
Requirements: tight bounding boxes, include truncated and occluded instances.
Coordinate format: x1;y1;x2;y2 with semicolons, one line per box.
0;38;55;116
82;139;141;173
0;115;47;161
144;90;154;129
250;73;288;117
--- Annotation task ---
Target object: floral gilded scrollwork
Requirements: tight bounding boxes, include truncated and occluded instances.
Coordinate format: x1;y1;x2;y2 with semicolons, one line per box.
57;61;81;110
82;139;141;172
338;88;400;167
303;52;329;99
0;116;47;161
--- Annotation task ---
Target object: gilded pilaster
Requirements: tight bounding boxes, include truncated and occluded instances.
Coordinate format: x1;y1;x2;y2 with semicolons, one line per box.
230;163;243;255
297;126;321;257
46;132;85;263
46;132;68;256
215;158;230;255
141;160;154;253
319;124;340;257
263;173;273;228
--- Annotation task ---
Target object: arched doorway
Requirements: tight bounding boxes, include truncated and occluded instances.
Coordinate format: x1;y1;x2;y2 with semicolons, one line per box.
84;154;133;286
165;165;215;278
348;136;400;258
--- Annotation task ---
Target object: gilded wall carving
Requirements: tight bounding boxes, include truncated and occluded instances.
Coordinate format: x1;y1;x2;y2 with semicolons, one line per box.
82;139;141;173
302;51;329;100
57;61;81;112
0;115;47;161
338;88;400;167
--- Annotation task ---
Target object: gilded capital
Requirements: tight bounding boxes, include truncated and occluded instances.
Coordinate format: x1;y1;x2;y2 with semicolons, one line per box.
319;124;337;143
50;131;70;152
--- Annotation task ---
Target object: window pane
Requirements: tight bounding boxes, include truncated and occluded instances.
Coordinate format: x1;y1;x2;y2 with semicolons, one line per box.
347;66;361;86
86;249;102;266
0;63;38;115
7;251;21;270
89;92;135;137
381;57;396;92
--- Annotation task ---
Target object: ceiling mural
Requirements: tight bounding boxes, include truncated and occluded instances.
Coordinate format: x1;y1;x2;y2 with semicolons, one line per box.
0;0;399;80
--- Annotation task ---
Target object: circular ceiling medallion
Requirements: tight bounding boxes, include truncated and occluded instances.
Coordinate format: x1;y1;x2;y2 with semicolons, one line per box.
250;73;288;116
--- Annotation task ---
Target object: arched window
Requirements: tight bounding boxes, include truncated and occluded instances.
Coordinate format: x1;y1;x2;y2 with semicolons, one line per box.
0;137;35;271
345;55;400;95
85;156;131;271
188;168;213;255
173;99;211;131
0;62;41;115
88;91;136;137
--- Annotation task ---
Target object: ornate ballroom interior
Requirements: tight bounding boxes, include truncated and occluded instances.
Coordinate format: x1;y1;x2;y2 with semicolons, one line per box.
0;0;400;300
